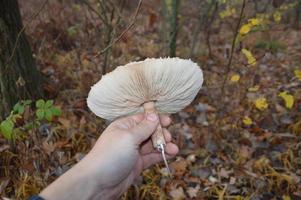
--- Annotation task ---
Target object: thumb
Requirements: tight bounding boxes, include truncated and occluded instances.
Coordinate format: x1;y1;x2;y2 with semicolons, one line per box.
130;113;159;144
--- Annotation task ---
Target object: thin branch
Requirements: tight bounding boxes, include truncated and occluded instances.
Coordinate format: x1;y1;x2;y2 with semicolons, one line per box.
99;0;109;23
221;0;246;94
5;0;48;65
94;0;143;57
82;0;109;27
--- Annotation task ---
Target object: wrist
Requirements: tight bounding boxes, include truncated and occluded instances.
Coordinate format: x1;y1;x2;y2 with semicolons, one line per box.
39;163;93;200
40;154;116;200
40;154;123;200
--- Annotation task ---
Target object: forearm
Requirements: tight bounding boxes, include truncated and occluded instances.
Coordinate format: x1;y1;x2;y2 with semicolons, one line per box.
39;156;120;200
40;163;95;200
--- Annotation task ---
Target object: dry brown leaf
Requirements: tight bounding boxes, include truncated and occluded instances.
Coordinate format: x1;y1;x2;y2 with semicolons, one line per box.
219;168;232;179
58;117;71;128
170;159;188;177
169;186;186;200
186;184;200;198
42;141;56;155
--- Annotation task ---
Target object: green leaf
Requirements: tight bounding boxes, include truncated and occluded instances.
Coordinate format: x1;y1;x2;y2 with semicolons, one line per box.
13;103;21;113
51;107;62;116
36;99;45;108
18;105;25;114
13;103;24;114
23;100;32;106
45;109;53;121
0;120;14;140
36;109;45;120
45;100;54;108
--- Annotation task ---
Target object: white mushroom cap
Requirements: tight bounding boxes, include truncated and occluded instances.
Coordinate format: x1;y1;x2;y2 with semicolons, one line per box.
87;57;203;121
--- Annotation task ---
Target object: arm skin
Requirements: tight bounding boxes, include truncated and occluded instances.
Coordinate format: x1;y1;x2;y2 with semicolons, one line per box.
39;113;179;200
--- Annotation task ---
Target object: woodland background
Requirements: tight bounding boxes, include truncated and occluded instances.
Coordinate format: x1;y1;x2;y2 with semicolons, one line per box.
1;0;301;199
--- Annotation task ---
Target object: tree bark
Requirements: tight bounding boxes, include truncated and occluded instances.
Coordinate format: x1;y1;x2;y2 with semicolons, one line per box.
162;0;179;57
0;0;43;120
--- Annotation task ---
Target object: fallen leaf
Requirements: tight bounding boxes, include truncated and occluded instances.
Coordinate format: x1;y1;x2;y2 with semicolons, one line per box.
186;184;200;198
170;159;188;177
253;156;270;171
58;117;71;128
169;186;186;200
248;85;259;92
42;141;56;155
0;179;10;194
209;176;218;183
219;168;232;178
273;11;281;23
230;74;240;82
278;91;294;109
239;145;252;159
248;18;261;26
294;69;301;80
239;24;251;35
243;116;253;125
230;177;236;185
282;195;291;200
254;97;268;111
219;7;236;19
242;48;256;66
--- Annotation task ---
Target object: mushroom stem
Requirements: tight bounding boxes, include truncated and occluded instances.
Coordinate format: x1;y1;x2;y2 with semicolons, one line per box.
143;101;166;149
143;101;172;177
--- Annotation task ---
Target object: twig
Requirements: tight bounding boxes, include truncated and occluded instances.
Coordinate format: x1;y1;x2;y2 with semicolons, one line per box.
221;0;246;94
82;0;109;27
94;0;143;57
205;1;219;59
5;0;48;65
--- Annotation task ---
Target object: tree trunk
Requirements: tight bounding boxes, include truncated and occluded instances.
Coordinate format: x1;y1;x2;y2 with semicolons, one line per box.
0;0;43;120
162;0;180;57
168;0;179;57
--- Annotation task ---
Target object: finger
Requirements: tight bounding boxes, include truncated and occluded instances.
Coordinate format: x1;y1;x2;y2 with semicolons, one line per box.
130;113;159;144
165;143;179;155
110;113;145;130
140;129;172;155
142;153;174;169
142;143;178;169
160;114;171;127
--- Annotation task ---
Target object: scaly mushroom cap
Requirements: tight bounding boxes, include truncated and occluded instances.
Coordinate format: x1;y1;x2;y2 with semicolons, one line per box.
87;57;203;120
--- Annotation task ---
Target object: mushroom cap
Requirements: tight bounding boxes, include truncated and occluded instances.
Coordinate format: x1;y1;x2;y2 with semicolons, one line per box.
87;57;203;120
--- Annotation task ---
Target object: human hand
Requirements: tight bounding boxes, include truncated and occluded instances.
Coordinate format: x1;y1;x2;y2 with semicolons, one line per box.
40;113;179;200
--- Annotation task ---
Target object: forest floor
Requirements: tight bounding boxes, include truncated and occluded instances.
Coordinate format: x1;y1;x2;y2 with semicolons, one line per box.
1;0;301;199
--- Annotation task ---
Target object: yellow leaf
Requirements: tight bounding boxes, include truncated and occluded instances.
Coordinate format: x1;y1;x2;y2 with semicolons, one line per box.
273;11;282;23
255;97;268;111
243;116;253;125
248;18;260;26
282;195;291;200
219;7;236;19
278;92;294;109
248;85;260;92
230;74;240;82
242;48;256;66
239;24;251;35
294;69;301;80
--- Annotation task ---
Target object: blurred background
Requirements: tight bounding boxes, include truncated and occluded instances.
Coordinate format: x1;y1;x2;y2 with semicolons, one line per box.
1;0;301;199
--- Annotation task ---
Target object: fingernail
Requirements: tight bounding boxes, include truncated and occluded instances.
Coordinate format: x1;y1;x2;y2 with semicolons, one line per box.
146;113;158;122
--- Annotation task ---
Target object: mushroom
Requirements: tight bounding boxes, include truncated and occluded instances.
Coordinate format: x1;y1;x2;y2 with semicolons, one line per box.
87;57;203;175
